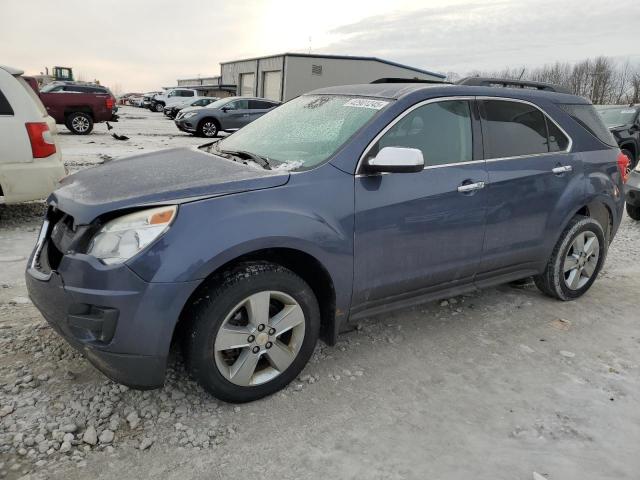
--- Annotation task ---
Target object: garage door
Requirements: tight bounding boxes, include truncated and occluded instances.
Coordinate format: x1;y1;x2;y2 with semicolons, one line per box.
239;73;255;96
262;71;282;101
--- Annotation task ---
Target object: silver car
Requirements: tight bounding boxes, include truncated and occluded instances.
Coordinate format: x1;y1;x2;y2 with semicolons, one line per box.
174;96;280;138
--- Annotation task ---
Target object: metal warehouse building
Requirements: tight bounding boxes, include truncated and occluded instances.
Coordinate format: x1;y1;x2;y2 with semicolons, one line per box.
220;53;445;102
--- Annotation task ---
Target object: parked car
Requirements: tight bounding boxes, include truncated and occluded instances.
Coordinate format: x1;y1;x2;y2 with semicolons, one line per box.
118;93;142;105
141;92;161;109
26;80;627;403
151;88;200;113
174;97;280;137
595;104;639;174
128;95;143;107
164;97;218;119
37;81;117;135
0;65;65;204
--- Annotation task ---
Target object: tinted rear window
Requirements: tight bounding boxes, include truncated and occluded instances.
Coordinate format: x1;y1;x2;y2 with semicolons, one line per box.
547;120;570;152
0;89;13;115
249;100;277;109
561;104;617;147
480;100;549;158
480;100;570;157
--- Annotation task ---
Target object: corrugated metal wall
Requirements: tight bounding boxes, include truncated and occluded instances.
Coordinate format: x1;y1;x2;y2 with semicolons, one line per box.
221;56;284;98
219;54;442;101
283;56;442;101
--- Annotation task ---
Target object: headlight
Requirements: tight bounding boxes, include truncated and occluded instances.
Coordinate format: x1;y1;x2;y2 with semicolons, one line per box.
87;206;177;264
182;112;197;119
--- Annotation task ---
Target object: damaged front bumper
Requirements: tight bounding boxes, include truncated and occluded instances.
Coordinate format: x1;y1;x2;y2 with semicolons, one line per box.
25;214;199;389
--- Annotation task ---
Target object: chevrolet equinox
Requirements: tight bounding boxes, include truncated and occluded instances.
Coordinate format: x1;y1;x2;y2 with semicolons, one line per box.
26;81;628;403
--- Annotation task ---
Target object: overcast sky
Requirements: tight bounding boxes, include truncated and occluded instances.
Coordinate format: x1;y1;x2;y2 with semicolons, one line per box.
1;0;638;92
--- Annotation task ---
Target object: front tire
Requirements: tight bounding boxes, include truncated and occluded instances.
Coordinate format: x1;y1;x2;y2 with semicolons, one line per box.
183;262;320;403
534;216;606;301
65;112;93;135
197;118;219;138
154;102;164;112
627;202;640;220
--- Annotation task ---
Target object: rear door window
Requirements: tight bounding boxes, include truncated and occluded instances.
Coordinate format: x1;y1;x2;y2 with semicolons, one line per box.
480;100;549;158
0;89;13;115
372;100;473;167
547;120;570;152
249;100;276;110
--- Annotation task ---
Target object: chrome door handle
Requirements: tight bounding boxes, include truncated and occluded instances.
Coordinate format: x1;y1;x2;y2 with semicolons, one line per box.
552;165;573;174
457;181;486;193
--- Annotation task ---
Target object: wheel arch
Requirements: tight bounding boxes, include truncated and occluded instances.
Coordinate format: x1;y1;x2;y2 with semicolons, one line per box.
64;107;94;119
171;246;338;350
563;199;613;244
198;116;221;130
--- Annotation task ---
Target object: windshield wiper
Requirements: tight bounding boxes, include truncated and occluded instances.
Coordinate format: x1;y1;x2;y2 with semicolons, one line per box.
205;143;272;170
220;149;272;170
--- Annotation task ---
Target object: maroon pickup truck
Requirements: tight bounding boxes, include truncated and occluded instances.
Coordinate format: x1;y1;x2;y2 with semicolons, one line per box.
25;79;118;135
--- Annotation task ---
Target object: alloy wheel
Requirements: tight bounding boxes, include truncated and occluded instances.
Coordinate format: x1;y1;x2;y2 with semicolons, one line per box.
214;291;305;386
563;231;599;290
72;116;90;133
202;122;217;137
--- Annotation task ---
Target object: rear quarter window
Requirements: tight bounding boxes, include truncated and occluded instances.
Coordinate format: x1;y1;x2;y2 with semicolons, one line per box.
561;104;617;147
0;89;13;115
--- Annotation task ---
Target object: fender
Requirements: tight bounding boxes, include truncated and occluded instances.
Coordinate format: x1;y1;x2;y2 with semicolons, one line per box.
126;164;355;322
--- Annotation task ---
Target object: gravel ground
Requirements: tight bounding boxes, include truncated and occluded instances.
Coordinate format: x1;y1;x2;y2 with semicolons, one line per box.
1;107;639;480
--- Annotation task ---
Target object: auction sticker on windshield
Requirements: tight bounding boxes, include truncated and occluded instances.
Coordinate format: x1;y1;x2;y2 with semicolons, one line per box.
343;98;389;109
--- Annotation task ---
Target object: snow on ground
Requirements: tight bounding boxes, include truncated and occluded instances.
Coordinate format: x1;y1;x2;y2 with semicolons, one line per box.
57;106;213;173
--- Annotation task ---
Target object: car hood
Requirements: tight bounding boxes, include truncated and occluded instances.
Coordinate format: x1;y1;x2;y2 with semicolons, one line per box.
50;147;289;225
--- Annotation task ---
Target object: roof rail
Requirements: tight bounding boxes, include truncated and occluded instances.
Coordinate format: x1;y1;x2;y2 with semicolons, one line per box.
371;77;450;85
457;77;570;94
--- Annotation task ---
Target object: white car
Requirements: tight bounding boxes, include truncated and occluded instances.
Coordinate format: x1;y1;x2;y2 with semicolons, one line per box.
0;65;66;204
151;88;200;112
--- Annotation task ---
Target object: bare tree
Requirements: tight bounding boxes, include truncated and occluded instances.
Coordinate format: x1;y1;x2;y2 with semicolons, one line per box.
467;56;639;104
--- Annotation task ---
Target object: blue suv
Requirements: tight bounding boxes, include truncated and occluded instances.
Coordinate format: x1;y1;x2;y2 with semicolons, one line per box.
26;80;627;402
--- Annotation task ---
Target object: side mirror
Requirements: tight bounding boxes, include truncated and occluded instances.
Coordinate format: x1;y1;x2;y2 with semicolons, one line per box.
366;147;425;173
221;106;230;112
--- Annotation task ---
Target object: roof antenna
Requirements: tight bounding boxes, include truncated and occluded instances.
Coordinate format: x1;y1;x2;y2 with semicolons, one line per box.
518;68;526;80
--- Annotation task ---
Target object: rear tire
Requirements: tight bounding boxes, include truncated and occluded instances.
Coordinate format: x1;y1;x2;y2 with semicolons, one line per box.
183;262;320;403
534;216;606;301
627;202;640;221
65;112;93;135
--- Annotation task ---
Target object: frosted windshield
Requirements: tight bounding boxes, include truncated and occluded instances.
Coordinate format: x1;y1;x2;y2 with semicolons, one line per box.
217;95;390;170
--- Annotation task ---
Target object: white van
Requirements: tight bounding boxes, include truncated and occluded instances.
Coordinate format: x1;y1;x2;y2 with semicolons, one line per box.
0;65;66;204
